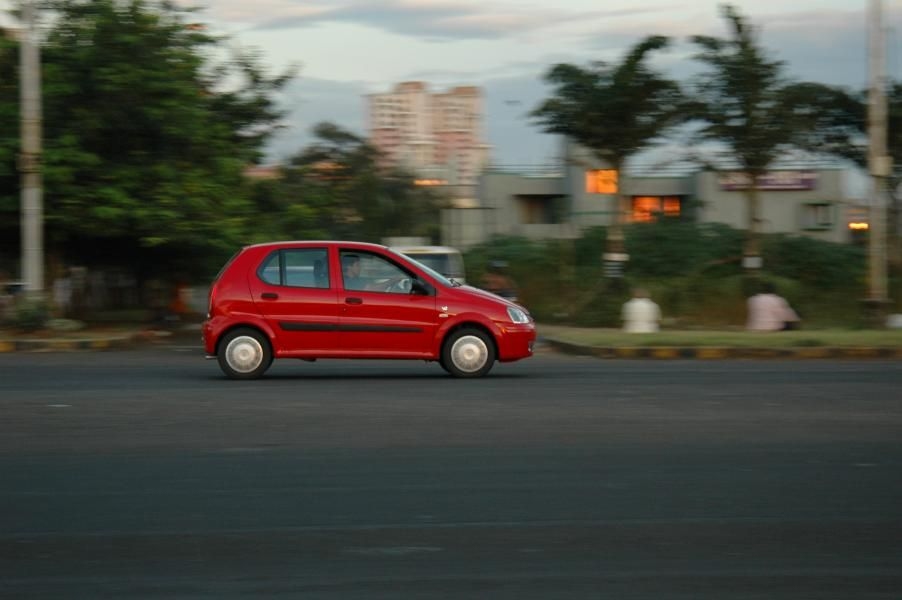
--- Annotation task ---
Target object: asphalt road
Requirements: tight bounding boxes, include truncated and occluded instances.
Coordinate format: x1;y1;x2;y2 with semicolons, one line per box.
1;347;901;599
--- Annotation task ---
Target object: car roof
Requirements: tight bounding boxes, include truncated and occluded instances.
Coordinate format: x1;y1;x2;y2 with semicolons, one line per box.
243;241;388;252
391;245;461;253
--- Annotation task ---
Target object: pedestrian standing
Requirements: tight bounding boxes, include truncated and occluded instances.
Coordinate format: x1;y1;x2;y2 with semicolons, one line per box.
622;288;661;333
746;281;800;331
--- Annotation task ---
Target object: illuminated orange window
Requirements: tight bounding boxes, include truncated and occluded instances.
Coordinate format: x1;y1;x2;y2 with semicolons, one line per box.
663;197;681;217
632;197;659;222
631;196;681;222
586;169;618;194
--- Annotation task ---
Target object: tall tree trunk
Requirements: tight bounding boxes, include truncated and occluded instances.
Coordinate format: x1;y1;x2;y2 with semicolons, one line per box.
603;162;628;279
744;183;761;269
608;161;626;253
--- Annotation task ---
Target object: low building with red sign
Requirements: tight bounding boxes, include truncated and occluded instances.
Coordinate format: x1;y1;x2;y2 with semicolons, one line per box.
442;139;869;250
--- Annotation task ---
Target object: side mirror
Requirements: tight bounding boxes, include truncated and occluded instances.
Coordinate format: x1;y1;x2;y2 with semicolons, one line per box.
410;279;433;296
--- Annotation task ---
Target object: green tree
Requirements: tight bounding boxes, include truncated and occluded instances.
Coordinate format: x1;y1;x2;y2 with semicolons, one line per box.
884;84;902;270
0;0;294;280
689;4;823;265
782;81;902;272
0;29;19;266
531;35;684;255
779;82;866;165
269;122;442;243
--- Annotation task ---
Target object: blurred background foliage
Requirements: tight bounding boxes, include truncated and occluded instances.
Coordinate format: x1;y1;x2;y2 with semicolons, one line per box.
0;0;443;285
465;222;882;329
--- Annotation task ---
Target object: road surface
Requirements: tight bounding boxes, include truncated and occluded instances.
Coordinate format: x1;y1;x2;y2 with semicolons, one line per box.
1;348;900;598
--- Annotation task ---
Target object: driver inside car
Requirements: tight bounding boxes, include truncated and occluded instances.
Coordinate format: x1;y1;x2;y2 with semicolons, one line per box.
341;254;365;290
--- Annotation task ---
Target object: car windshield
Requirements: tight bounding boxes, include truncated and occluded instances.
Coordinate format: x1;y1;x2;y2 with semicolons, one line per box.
403;253;464;279
387;249;457;286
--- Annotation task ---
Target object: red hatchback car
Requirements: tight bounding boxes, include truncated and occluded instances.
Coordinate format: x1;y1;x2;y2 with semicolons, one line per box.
203;241;536;379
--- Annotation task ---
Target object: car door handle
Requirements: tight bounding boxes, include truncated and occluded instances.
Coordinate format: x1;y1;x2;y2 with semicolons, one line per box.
345;297;363;305
261;292;279;300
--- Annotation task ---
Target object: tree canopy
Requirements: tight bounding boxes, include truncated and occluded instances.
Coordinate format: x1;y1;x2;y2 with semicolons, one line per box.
251;122;443;244
531;35;684;171
531;35;684;256
0;30;21;261
1;0;294;278
688;4;814;260
689;5;796;175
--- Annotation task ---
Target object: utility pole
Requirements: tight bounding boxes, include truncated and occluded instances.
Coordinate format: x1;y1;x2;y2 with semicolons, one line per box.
19;0;44;295
866;0;890;321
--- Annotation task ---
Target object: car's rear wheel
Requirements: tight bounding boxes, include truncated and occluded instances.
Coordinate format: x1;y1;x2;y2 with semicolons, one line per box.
441;327;495;378
218;328;272;380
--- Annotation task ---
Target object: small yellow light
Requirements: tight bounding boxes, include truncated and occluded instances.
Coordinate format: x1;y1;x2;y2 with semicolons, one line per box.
848;222;869;230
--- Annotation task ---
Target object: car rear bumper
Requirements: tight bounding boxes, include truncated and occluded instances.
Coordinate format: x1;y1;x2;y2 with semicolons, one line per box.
202;318;218;355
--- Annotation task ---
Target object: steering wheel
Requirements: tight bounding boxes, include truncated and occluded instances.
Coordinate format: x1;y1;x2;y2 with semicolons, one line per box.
386;277;413;294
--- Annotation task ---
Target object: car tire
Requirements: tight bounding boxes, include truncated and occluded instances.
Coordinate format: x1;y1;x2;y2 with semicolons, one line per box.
218;327;273;380
441;327;496;378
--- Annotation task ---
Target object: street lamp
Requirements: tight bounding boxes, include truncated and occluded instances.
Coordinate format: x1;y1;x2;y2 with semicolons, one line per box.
19;0;43;296
866;0;891;324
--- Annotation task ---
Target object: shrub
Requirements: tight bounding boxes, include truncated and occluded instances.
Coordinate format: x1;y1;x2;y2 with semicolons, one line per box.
463;224;872;327
572;227;606;270
625;220;744;278
762;234;866;289
11;298;50;332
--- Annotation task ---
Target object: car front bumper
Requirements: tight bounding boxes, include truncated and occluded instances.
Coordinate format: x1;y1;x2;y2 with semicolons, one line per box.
496;323;537;362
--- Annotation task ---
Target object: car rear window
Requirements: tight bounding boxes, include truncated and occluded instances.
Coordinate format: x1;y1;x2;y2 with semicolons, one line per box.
256;248;330;289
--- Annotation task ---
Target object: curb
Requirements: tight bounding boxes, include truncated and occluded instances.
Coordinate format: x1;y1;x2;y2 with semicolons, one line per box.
544;338;902;360
0;331;171;353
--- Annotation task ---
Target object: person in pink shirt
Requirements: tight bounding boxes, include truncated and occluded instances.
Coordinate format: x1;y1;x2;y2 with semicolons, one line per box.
746;281;800;331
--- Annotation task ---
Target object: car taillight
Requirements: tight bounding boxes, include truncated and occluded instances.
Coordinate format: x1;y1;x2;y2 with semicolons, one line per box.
207;284;217;317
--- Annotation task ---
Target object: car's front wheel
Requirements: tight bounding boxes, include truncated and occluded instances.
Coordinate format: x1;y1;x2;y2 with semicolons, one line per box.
218;328;273;380
441;327;496;378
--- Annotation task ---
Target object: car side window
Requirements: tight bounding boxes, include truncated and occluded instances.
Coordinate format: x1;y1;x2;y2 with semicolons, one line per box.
340;250;414;294
259;252;281;285
258;249;330;288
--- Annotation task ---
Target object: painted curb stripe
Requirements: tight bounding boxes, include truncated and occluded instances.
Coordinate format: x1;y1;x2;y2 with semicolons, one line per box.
696;348;728;359
0;337;132;353
543;338;901;360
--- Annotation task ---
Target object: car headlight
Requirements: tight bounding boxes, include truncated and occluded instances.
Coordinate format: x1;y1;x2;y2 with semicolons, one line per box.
507;306;530;324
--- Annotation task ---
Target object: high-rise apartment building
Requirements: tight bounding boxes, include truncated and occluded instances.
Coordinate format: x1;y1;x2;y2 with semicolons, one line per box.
367;82;491;190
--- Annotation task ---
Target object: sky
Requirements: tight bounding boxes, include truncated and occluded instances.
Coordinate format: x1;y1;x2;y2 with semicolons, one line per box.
2;1;900;166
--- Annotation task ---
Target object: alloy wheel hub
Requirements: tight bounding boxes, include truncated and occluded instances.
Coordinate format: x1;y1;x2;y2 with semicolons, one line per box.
226;336;263;373
451;335;488;372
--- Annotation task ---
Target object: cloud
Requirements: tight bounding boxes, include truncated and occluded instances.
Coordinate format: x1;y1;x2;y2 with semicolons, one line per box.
206;0;679;42
265;76;369;161
572;6;870;89
754;9;868;88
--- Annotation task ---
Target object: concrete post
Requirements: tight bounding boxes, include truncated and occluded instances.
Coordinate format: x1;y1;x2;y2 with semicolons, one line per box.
19;0;44;296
